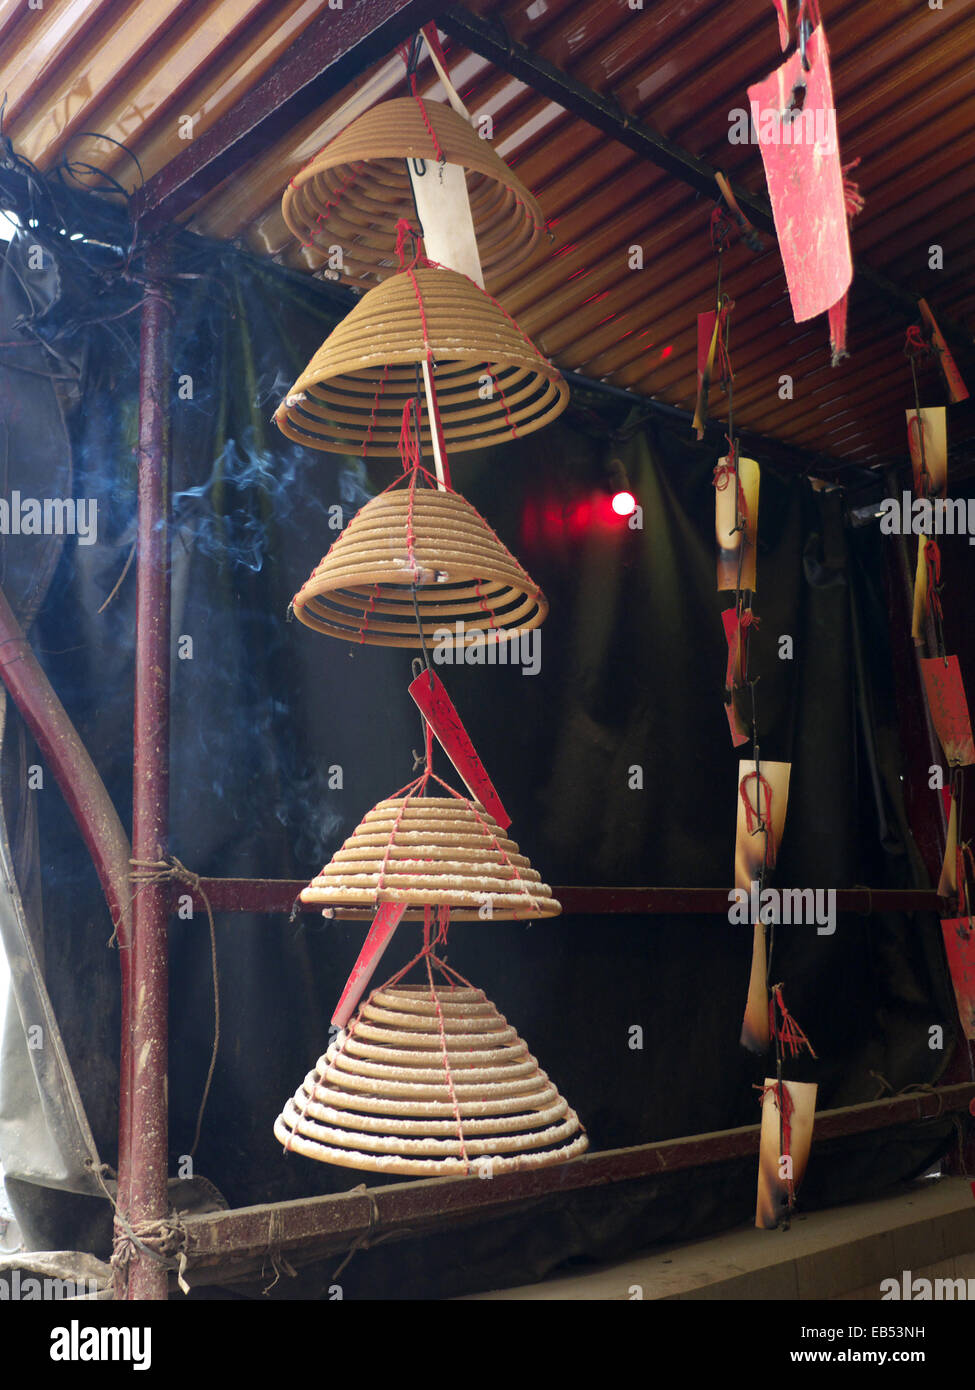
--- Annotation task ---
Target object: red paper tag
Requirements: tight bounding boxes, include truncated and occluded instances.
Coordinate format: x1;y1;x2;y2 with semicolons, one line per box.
698;311;716;392
771;0;790;51
747;26;851;324
331;901;407;1029
724;701;749;749
722;607;749;688
920;656;975;767
940;917;975;1041
919;299;970;404
409;670;511;828
721;607;749;746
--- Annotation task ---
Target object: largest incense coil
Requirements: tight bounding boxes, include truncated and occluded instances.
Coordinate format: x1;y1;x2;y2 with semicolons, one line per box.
292;482;547;646
273;268;568;456
301;796;561;920
281;98;543;283
273;985;588;1176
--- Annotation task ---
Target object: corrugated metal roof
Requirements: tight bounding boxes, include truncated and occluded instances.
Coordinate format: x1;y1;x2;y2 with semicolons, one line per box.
2;0;973;470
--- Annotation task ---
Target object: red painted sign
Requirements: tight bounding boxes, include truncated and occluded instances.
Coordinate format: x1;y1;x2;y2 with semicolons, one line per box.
940;917;975;1041
331;902;407;1029
747;25;851;325
920;656;975;767
409;669;510;828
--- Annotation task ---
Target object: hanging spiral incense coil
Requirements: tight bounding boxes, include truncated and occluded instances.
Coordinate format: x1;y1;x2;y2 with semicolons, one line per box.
281;98;544;284
301;796;561;920
274;984;587;1176
292;477;546;646
273;267;568;456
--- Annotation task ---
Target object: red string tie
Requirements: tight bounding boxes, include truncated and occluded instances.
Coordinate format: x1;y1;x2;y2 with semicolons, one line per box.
769;985;818;1060
904;324;931;360
740;770;776;867
713;457;748;531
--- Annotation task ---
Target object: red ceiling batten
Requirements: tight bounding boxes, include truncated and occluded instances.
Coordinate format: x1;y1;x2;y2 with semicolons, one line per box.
2;2;969;471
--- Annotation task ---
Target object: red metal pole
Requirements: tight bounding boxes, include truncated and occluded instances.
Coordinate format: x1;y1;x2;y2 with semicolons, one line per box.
123;241;172;1300
174;877;945;918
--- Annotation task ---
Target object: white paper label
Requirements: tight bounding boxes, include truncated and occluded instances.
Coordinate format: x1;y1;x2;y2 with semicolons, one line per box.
408;156;484;289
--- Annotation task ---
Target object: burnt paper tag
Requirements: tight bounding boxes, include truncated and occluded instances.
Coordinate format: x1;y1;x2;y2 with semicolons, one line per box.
721;607;750;746
907;406;947;499
716;458;760;592
756;1079;818;1228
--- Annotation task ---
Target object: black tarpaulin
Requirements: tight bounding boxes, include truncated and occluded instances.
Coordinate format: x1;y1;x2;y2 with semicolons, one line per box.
0;219;962;1295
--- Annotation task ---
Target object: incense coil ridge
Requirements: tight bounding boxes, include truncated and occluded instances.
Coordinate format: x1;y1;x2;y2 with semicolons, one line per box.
281;98;543;285
273;985;588;1176
273;267;568;455
291;480;547;645
301;796;562;920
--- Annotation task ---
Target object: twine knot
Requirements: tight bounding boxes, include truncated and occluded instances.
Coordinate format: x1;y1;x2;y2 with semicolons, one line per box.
85;1160;191;1296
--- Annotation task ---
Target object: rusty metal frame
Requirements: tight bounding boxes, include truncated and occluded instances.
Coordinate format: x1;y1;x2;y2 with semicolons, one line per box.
178;1082;975;1288
175;878;945;918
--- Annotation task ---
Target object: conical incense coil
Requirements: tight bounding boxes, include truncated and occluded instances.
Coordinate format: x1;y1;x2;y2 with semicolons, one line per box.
301;796;561;920
292;476;547;646
274;984;588;1176
273;267;568;456
280;98;543;283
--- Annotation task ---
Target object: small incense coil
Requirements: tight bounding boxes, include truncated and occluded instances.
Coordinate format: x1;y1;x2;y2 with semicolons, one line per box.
301;797;561;920
280;98;543;284
273;985;588;1176
273;267;568;456
292;478;546;646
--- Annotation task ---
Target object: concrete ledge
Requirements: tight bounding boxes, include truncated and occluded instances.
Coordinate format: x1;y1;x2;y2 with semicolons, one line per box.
459;1177;975;1300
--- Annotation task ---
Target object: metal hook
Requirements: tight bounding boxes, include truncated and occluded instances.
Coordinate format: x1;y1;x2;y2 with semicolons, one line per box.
406;31;423;77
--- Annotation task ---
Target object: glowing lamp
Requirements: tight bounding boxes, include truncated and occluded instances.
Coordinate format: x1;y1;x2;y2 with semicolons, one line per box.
611;490;636;517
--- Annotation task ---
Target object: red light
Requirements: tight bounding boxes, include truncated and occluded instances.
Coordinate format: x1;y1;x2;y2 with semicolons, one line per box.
611;491;636;517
